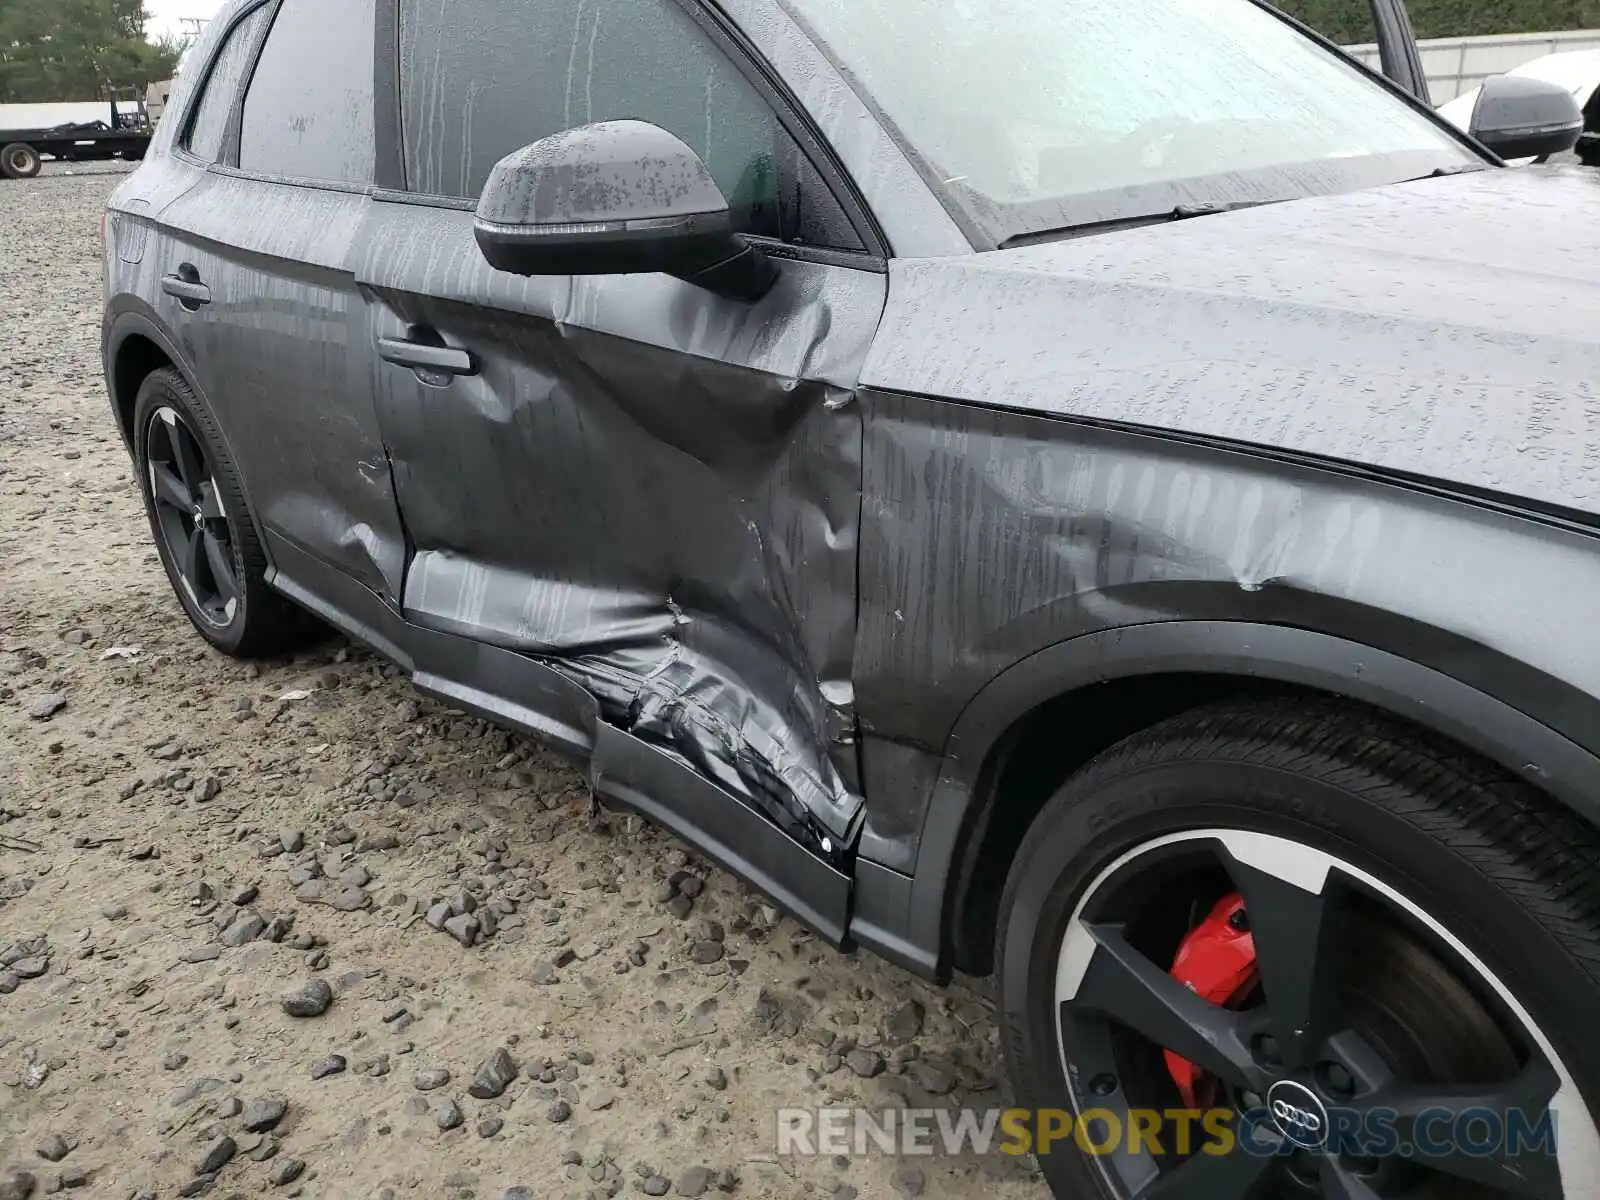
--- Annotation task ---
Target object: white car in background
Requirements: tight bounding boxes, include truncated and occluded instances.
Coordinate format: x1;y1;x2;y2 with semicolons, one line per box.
1439;47;1600;164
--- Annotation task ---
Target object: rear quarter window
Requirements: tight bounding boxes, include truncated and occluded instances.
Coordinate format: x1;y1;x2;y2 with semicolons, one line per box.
184;6;271;163
238;0;375;185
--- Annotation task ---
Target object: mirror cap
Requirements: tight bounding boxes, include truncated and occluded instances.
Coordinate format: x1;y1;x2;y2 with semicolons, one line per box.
1470;74;1584;160
476;119;728;231
474;120;737;277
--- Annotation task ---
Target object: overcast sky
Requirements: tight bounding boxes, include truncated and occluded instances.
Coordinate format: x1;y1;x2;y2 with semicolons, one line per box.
145;0;225;39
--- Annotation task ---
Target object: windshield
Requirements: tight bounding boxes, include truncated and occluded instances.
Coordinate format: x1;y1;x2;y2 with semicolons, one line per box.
780;0;1482;245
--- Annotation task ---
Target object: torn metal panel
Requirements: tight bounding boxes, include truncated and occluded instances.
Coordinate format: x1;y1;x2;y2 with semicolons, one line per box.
587;719;853;942
358;199;883;851
854;389;1600;763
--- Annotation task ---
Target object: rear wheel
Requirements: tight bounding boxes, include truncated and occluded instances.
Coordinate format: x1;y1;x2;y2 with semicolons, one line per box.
997;699;1600;1200
132;368;319;657
1;142;42;180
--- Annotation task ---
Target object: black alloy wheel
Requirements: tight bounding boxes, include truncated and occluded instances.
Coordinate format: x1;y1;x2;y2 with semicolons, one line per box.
145;403;241;629
131;367;320;657
998;699;1600;1200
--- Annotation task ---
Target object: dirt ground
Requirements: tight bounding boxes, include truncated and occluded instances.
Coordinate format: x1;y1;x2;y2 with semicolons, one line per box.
0;164;1050;1200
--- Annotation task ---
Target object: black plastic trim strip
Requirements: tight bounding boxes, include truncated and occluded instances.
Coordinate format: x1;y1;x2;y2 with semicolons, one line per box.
848;859;934;976
749;237;887;273
374;0;404;192
370;187;472;211
205;162;373;195
360;194;886;272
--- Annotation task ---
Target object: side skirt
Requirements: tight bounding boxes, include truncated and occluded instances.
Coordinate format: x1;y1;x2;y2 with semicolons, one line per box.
263;531;853;945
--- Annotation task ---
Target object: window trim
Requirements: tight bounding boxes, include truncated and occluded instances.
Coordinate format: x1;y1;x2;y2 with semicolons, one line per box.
374;0;404;194
681;0;886;259
174;0;277;170
379;0;887;262
208;160;375;195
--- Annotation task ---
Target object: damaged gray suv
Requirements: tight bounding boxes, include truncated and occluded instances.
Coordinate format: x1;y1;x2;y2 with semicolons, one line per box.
103;0;1600;1195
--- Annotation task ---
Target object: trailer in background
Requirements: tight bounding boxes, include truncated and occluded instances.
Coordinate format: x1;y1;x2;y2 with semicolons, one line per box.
0;94;153;180
146;79;176;129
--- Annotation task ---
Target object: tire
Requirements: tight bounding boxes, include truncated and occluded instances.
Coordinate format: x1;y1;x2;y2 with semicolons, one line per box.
132;367;319;658
1;142;42;180
997;698;1600;1199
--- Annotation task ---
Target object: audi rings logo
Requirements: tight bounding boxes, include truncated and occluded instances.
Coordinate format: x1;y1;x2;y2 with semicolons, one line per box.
1267;1080;1330;1148
1273;1098;1322;1134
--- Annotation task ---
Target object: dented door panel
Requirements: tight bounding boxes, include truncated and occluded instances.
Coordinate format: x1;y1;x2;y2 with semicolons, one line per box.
358;199;883;851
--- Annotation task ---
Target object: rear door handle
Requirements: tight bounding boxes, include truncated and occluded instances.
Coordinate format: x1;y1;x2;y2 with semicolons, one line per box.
378;336;477;380
161;273;211;308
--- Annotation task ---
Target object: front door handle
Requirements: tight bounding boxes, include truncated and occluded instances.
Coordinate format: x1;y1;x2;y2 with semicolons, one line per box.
378;336;477;381
161;269;211;309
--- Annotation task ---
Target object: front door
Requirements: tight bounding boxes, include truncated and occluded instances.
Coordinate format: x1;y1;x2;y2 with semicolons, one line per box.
357;0;887;854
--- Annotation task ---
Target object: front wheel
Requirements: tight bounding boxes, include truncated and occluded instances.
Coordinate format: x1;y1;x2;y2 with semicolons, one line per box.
997;699;1600;1200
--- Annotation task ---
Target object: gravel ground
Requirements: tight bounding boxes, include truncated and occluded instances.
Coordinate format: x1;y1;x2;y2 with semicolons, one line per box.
0;164;1049;1199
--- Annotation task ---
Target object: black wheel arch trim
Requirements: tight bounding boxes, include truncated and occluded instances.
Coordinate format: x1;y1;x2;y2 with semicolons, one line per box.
900;619;1600;982
104;304;278;579
104;302;190;447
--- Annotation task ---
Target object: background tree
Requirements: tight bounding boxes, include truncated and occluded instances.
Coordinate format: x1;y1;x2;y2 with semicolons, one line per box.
1276;0;1600;42
0;0;184;103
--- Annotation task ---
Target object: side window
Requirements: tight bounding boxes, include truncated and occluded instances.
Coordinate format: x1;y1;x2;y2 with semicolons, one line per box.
184;6;270;163
398;0;862;250
239;0;375;184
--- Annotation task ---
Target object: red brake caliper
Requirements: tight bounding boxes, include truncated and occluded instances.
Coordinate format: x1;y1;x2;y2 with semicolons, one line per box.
1164;892;1257;1108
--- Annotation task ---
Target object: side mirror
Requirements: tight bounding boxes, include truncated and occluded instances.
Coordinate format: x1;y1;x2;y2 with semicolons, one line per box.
1468;74;1583;160
474;119;777;301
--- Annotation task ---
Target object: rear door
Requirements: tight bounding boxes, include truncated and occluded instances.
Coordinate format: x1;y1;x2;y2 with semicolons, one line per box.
357;0;887;853
155;0;407;605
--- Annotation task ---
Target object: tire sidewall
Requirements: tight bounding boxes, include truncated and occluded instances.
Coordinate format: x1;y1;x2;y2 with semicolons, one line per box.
132;371;251;655
3;143;42;180
999;756;1600;1198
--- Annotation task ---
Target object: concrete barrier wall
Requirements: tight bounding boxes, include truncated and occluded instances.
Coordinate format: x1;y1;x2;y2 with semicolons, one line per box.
1346;28;1600;103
